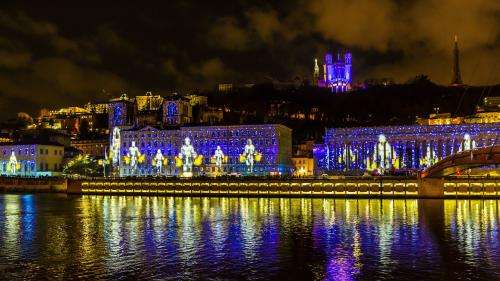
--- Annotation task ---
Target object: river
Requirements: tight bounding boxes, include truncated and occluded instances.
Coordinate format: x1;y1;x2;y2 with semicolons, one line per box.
0;194;498;280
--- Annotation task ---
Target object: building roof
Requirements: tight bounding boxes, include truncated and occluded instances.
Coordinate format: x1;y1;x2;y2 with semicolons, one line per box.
0;140;64;147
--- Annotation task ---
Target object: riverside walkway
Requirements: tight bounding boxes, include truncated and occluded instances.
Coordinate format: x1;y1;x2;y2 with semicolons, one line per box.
1;176;498;198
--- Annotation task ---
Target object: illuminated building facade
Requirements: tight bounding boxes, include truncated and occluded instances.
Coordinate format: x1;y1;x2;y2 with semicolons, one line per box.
218;83;233;93
70;139;108;158
0;133;13;143
465;112;500;124
201;107;224;124
417;112;500;126
135;92;164;111
162;98;193;126
292;157;314;177
483;96;500;110
108;94;135;129
314;123;499;175
84;102;108;114
0;142;64;177
316;51;352;92
37;103;109;135
115;124;292;177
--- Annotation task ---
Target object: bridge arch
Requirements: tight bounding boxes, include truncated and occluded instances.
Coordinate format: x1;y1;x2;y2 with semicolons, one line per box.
421;145;499;178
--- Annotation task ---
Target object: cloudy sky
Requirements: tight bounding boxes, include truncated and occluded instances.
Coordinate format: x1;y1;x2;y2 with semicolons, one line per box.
0;0;499;118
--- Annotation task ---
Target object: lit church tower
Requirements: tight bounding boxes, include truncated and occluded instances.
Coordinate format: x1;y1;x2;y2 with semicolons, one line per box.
344;52;352;82
312;58;320;86
451;35;463;86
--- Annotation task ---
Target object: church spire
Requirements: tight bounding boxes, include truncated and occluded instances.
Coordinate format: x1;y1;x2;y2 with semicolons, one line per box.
313;58;320;86
451;35;463;85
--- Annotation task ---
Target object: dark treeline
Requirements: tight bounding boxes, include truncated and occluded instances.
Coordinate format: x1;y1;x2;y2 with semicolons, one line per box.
202;77;500;143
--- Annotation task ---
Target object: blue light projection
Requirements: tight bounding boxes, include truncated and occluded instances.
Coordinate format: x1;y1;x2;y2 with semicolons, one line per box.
0;145;39;176
118;125;292;177
20;195;35;257
318;52;352;92
314;123;499;175
109;103;126;128
167;103;177;117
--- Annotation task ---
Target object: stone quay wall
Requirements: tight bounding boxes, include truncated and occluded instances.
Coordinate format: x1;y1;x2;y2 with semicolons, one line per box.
1;176;499;198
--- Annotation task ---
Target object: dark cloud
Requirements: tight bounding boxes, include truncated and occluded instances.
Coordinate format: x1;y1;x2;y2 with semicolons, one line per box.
0;50;31;69
0;10;57;37
246;9;282;43
0;10;131;118
208;17;249;51
96;26;137;55
0;57;129;114
193;58;231;85
308;0;500;84
0;1;498;119
310;0;396;52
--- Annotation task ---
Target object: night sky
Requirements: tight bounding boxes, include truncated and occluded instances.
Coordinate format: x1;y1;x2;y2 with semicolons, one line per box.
0;0;499;119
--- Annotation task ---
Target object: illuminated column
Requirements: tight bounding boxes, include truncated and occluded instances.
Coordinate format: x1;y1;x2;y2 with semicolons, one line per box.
333;143;338;171
410;141;416;169
442;139;449;159
402;141;408;168
418;140;424;169
432;140;438;161
361;141;367;171
396;141;402;169
390;144;395;169
354;142;360;170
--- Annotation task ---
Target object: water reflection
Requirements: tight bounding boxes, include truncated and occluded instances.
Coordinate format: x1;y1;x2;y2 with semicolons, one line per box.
0;195;498;280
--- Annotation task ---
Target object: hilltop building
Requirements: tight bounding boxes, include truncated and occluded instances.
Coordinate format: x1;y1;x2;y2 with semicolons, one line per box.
315;51;352;92
417;97;500;125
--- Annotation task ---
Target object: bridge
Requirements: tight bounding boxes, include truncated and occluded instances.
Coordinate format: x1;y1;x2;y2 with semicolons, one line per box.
421;145;499;178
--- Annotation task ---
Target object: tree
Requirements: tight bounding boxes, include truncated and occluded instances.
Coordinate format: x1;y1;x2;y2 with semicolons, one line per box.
408;74;433;85
63;154;100;177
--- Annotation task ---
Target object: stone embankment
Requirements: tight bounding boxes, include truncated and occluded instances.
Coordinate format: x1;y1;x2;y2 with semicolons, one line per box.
1;176;499;198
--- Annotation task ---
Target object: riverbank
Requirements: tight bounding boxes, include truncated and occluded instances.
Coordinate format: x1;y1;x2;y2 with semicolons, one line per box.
0;177;67;193
1;176;499;198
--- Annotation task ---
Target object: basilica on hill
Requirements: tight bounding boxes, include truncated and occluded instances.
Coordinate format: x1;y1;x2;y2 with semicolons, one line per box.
314;51;352;92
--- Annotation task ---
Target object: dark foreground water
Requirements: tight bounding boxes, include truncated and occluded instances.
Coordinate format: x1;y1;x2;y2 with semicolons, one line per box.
0;195;498;280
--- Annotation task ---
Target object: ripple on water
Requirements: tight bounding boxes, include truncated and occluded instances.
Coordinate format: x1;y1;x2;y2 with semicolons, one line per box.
0;195;498;280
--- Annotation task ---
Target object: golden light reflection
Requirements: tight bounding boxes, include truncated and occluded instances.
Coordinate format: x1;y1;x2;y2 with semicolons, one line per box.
3;195;21;256
444;200;499;266
0;194;498;280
